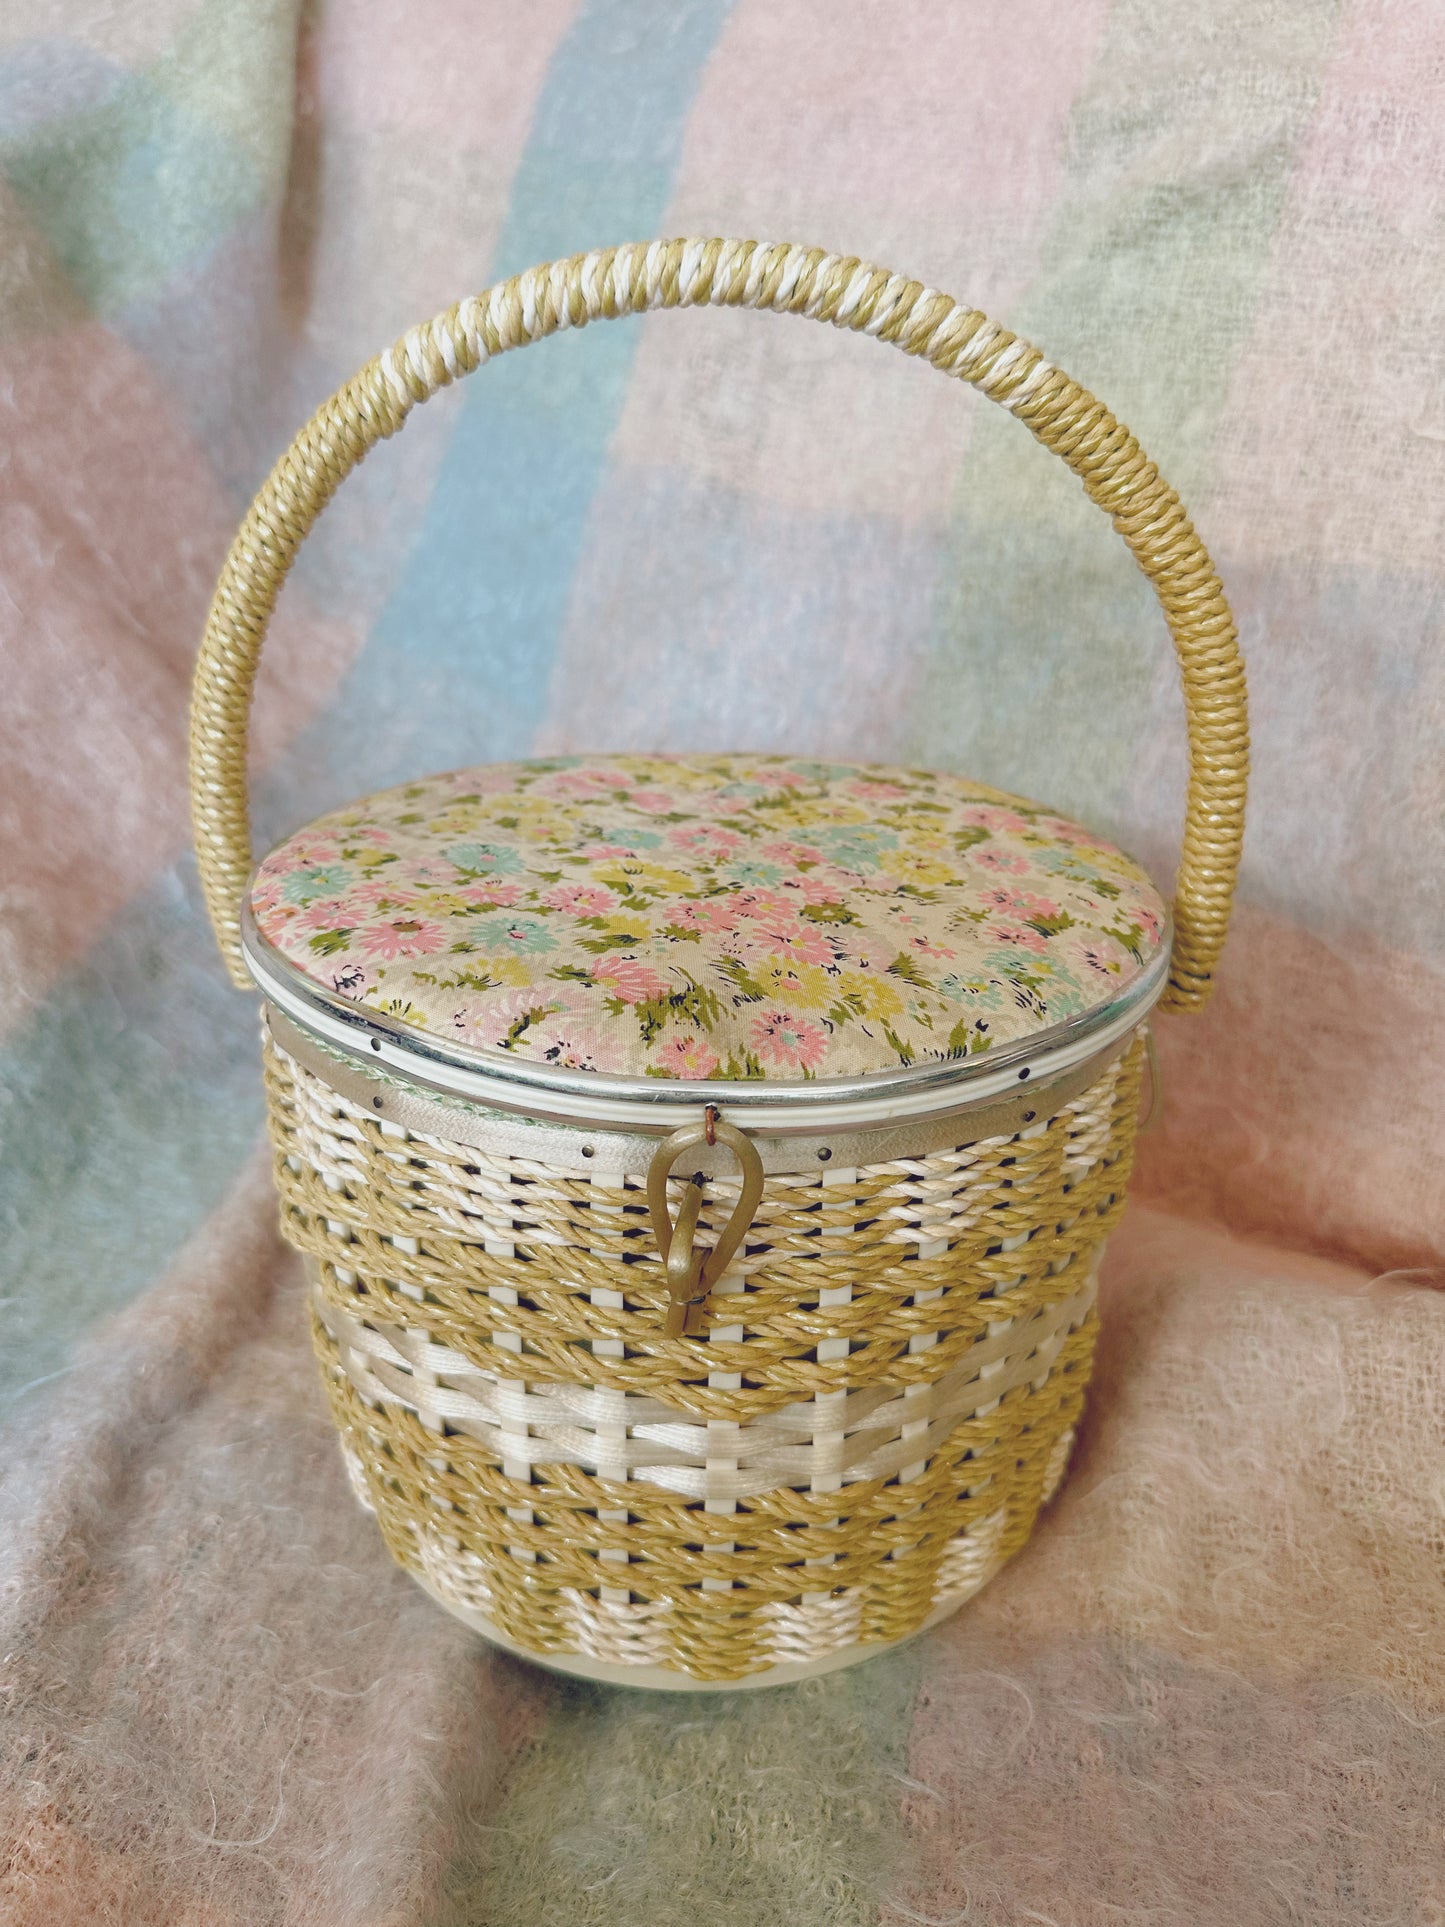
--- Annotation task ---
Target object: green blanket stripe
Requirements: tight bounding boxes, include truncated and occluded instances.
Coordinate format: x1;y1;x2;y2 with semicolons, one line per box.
0;870;264;1411
0;0;730;1415
434;1651;924;1927
1;0;299;319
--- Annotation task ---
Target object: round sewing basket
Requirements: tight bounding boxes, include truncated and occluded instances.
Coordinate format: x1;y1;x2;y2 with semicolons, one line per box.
190;237;1248;1689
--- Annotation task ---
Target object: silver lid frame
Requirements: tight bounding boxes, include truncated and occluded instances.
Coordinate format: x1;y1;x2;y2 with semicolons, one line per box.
241;897;1170;1136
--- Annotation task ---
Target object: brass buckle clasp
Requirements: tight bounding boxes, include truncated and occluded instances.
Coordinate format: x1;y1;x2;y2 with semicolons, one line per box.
646;1108;765;1339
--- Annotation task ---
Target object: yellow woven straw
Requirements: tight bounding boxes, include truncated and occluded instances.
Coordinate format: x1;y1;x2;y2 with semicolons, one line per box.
266;1023;1146;1682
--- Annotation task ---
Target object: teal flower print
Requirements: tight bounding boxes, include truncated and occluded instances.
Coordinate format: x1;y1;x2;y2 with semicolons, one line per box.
723;859;784;887
447;841;524;877
1032;847;1104;884
595;826;665;851
468;913;556;955
813;824;900;872
281;863;353;905
935;973;1006;1011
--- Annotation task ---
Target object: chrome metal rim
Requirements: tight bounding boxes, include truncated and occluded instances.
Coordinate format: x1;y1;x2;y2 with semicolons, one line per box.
242;896;1170;1135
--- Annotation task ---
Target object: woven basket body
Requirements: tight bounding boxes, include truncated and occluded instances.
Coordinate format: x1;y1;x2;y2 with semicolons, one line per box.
263;1009;1144;1685
188;238;1247;1688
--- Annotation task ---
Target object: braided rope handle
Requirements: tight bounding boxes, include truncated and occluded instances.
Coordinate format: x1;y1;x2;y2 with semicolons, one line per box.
190;236;1248;1011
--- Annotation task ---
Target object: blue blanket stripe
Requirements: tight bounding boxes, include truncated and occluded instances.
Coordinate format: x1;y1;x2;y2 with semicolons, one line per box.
0;0;732;1412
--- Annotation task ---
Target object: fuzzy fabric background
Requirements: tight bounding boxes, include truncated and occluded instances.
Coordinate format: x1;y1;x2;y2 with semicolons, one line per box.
2;3;1443;1921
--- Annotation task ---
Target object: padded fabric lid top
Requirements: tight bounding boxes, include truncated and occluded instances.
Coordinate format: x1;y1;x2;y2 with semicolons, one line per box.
248;754;1167;1084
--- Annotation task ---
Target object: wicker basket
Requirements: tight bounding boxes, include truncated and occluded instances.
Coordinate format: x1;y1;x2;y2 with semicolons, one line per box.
189;237;1248;1689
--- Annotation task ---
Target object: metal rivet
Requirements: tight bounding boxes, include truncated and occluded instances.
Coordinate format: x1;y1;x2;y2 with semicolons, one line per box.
371;1037;382;1052
817;1147;833;1162
372;1096;383;1109
1018;1067;1031;1080
1023;1110;1036;1124
581;1145;595;1159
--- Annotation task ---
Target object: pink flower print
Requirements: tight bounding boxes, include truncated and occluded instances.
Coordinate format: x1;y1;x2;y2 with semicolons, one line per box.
592;956;670;1005
455;767;516;798
846;931;902;974
978;885;1020;912
721;910;829;967
907;933;957;961
1134;902;1164;944
722;925;779;967
974;848;1028;874
1009;891;1061;922
461;882;523;909
849;779;910;801
960;805;1031;836
527;1016;628;1073
985;921;1048;955
627;789;677;814
809;863;865;898
350;877;413;910
672;899;737;934
359;917;447;960
453;991;601;1071
760;839;823;866
266;838;341;874
543;766;632;798
1078;937;1128;979
1038;816;1095;847
749;1008;830;1072
516;984;631;1072
653;1035;722;1079
295;897;354;934
765;922;834;968
778;873;842;907
452;985;559;1051
668;824;747;857
535;772;595;798
729;889;795;921
540;883;620;916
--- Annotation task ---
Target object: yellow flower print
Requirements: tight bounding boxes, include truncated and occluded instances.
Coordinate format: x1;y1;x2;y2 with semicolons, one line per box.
595;912;656;944
754;961;838;1012
837;970;906;1024
364;995;429;1028
890;851;957;887
421;891;482;917
768;799;872;833
593;859;695;896
486;955;536;989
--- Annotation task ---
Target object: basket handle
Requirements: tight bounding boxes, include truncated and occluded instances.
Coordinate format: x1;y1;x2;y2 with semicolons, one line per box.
190;236;1248;1012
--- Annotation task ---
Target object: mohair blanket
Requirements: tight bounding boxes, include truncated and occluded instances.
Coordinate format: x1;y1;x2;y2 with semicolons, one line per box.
3;3;1442;1921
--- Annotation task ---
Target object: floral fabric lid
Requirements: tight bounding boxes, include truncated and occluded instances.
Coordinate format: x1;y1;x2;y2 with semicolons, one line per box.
247;754;1167;1084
